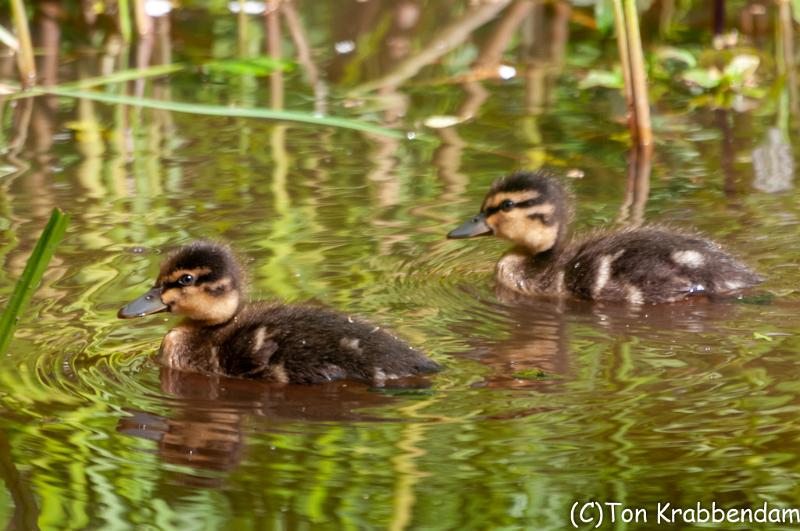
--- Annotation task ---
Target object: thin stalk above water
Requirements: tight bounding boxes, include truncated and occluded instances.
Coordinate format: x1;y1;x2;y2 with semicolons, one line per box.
612;0;653;147
9;0;36;87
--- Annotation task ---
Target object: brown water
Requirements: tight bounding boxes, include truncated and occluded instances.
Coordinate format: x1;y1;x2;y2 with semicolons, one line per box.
1;1;799;529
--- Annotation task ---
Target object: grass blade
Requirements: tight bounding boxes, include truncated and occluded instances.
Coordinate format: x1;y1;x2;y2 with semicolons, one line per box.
10;64;184;101
0;208;70;355
36;87;417;140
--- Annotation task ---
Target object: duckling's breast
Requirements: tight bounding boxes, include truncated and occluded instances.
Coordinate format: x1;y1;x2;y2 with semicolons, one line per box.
159;325;222;373
495;250;566;297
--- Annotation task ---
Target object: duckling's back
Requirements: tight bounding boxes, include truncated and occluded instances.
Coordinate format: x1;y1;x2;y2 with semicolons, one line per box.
216;303;440;384
563;228;763;303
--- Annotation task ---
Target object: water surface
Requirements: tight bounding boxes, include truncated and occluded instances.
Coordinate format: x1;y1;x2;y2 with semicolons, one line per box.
1;2;799;529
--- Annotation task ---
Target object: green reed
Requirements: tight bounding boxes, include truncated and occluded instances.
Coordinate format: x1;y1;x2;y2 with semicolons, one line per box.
0;208;69;355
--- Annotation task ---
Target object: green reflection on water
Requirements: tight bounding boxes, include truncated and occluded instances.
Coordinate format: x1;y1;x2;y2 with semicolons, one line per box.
0;1;799;529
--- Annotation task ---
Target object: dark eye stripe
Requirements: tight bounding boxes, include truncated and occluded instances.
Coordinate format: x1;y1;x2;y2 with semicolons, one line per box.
483;197;545;217
163;273;215;290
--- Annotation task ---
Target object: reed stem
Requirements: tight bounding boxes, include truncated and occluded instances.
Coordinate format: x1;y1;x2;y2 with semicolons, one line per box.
118;0;133;42
9;0;36;87
612;0;652;147
624;0;652;146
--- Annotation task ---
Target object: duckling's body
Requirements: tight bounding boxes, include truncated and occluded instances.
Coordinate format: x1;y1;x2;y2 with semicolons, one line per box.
119;242;439;384
449;172;762;304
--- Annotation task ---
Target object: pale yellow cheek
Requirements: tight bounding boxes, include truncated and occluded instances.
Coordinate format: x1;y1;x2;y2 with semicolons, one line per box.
490;213;559;253
523;224;559;253
162;286;239;325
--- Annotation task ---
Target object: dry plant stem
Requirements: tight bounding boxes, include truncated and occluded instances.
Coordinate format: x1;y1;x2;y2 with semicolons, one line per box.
612;0;634;130
354;0;512;93
9;0;35;87
778;0;798;114
135;33;154;98
624;0;652;146
238;0;248;57
133;0;154;36
282;2;328;116
266;4;283;110
613;0;652;147
549;2;571;66
37;1;60;89
473;0;533;70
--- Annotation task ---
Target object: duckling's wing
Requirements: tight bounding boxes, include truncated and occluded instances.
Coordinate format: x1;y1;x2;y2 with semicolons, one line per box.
243;304;438;384
565;229;762;303
219;325;279;378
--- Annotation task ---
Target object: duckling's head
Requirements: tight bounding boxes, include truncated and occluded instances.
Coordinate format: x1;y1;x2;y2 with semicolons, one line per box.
118;241;244;326
447;171;572;255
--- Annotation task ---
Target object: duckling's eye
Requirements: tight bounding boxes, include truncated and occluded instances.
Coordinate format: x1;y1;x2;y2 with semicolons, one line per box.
501;199;515;211
178;274;195;286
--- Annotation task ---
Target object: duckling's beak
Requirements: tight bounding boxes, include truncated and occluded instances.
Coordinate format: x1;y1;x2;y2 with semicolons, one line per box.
117;287;168;319
447;213;492;239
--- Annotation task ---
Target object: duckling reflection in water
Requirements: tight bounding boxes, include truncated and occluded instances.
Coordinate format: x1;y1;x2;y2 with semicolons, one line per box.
448;171;763;303
118;241;439;384
117;367;404;487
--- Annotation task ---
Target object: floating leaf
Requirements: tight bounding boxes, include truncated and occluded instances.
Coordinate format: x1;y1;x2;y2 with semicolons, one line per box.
753;332;774;342
423;115;463;129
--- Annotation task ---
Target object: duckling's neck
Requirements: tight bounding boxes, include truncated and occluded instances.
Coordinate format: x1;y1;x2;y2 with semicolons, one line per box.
495;245;569;296
184;300;245;329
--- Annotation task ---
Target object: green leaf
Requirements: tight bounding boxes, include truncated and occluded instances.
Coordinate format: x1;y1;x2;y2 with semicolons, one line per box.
682;68;721;89
10;64;184;100
792;0;800;23
723;54;759;82
753;332;774;342
34;87;416;140
203;57;294;77
653;46;697;68
579;69;624;89
0;208;70;355
594;0;615;34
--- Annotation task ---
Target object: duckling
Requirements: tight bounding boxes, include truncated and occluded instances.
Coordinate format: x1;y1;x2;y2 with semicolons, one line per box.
447;171;763;303
118;241;439;384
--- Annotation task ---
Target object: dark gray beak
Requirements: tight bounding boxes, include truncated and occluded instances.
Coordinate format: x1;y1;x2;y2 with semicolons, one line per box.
117;287;168;319
447;213;493;239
